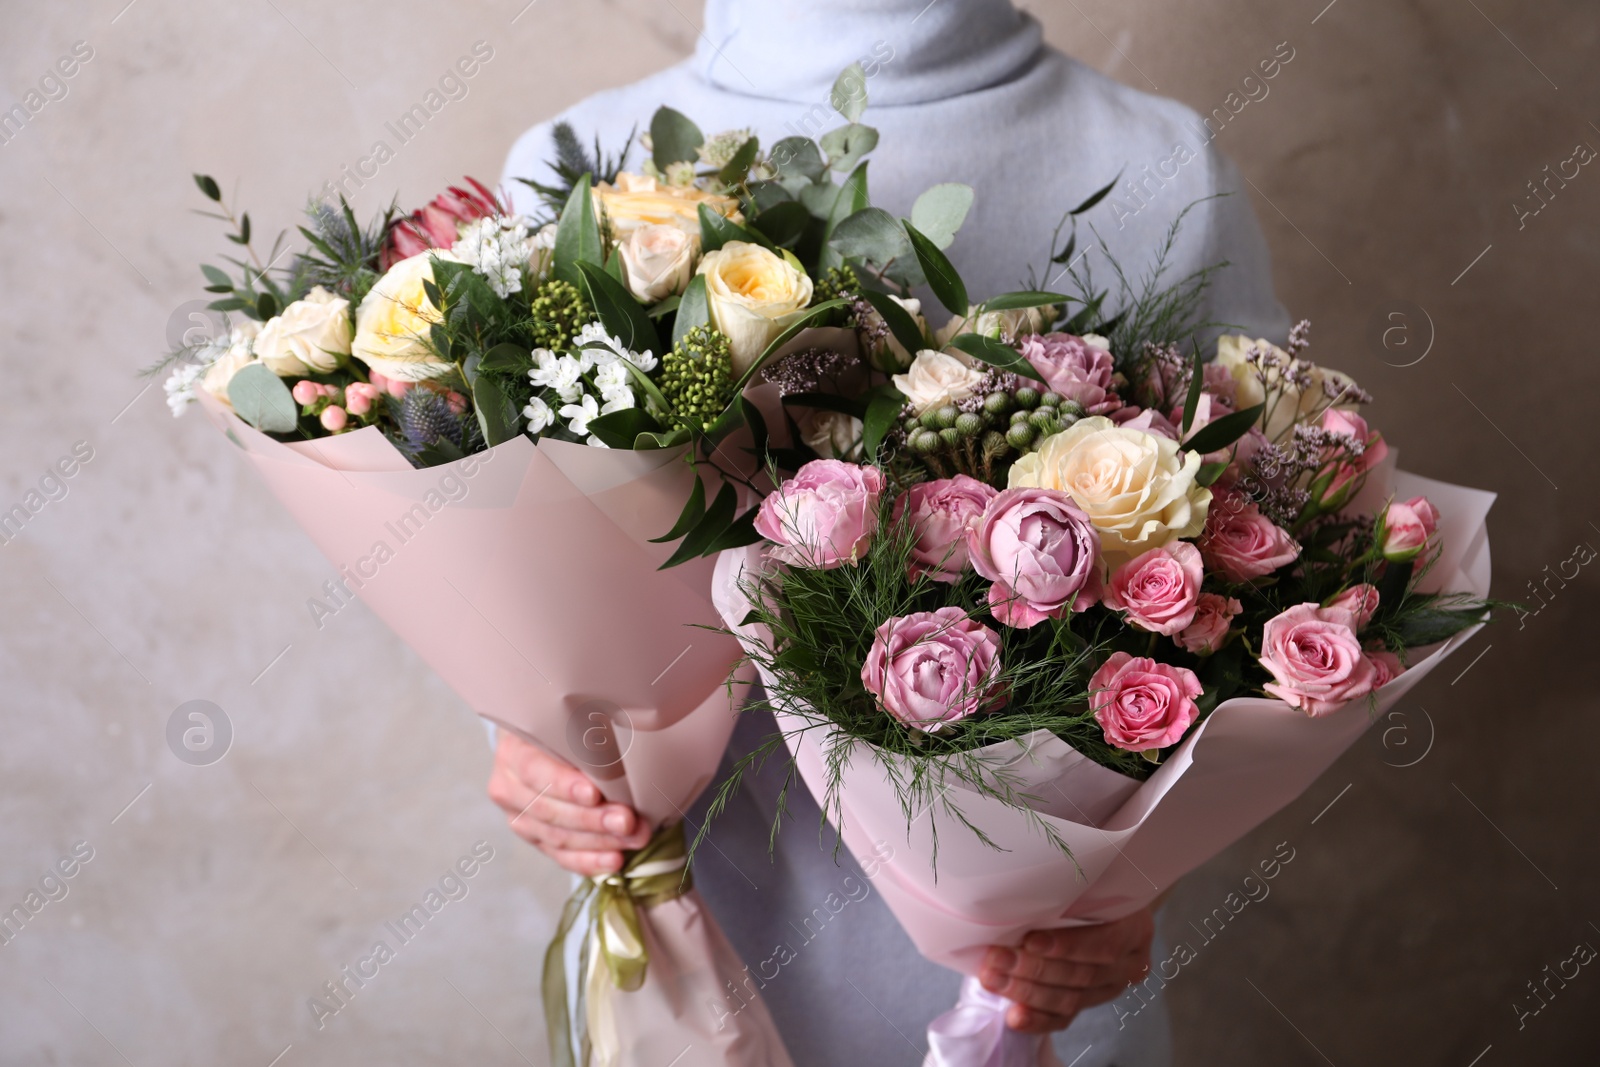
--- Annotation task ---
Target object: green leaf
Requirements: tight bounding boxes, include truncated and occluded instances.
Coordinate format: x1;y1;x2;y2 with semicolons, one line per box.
706;507;763;553
799;181;841;220
587;407;665;449
193;174;222;201
576;261;659;355
650;472;705;543
904;221;968;317
228;363;297;433
699;202;772;254
829;207;912;278
473;375;517;446
649;106;704;169
830;63;869;123
648;294;681;318
739;393;769;462
717;136;761;187
660;482;738;568
254;291;279;322
1196;460;1229;487
751;200;811;248
1049;232;1078;266
909;183;974;249
771;137;827;183
478;343;533;375
238;213;251;244
819;123;878;173
1069;170;1123;216
980;290;1071;312
673;275;709;347
861;383;906;459
1182;402;1264;455
620;358;673;417
553;174;602;286
1180;345;1204;436
858;289;925;357
201;264;233;290
208;297;248;312
948;333;1045;382
1394;604;1488;646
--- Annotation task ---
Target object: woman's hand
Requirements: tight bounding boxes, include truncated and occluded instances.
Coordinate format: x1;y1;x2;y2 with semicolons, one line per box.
978;907;1155;1033
486;730;650;877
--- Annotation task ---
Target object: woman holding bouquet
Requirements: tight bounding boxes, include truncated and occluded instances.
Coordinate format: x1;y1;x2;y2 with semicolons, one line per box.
488;0;1288;1062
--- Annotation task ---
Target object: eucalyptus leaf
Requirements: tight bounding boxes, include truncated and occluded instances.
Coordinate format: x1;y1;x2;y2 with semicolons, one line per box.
829;207;911;277
717;136;761;186
649;106;703;169
699;202;772;253
771;137;827;183
228;363;298;433
819;123;879;173
909;183;974;250
751;200;811;248
830;63;869;123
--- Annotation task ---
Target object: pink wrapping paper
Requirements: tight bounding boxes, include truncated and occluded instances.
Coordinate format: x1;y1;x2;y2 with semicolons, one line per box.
201;393;793;1067
717;468;1493;1066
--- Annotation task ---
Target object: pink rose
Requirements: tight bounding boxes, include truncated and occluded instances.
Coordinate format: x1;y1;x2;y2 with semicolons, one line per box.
1314;409;1388;508
1199;491;1301;582
861;607;1005;732
1325;584;1379;629
893;475;999;583
1090;652;1203;751
1259;603;1378;716
382;177;503;270
1016;333;1121;415
1103;542;1204;636
968;488;1101;628
1175;592;1242;655
755;459;885;569
1364;647;1406;689
1380;496;1441;562
1109;405;1180;440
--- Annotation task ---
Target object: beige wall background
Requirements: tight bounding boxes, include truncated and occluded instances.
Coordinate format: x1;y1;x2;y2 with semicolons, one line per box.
1;1;1595;1064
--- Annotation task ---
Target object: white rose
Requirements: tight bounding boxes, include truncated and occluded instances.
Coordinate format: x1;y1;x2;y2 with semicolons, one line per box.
618;224;697;302
891;349;989;415
935;303;1053;346
1215;334;1362;442
255;287;353;376
1008;415;1211;566
800;409;863;460
697;241;814;375
351;252;461;382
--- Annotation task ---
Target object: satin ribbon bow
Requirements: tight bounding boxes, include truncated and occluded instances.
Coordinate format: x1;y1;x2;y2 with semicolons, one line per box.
543;821;692;1067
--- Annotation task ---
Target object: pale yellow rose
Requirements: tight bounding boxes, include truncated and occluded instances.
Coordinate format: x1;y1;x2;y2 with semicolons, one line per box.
698;241;814;374
1008;416;1211;565
199;321;261;407
593;172;742;236
617;223;697;302
892;349;988;415
1214;334;1362;442
255;287;353;376
935;303;1054;346
351;252;461;383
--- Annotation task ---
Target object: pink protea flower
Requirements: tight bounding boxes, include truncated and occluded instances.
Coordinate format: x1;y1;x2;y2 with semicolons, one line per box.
382;178;503;269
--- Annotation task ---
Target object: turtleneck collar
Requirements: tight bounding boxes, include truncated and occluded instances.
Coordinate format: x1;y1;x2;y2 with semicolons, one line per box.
694;0;1043;107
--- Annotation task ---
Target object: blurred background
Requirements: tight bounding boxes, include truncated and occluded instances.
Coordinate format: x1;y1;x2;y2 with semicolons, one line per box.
1;1;1595;1063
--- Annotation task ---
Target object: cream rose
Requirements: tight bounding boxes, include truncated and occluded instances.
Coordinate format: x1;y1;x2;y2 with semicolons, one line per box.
593;172;742;236
351;251;461;382
800;409;863;460
1008;415;1211;565
698;241;814;374
617;223;697;302
199;321;261;407
936;303;1053;346
1215;334;1362;442
892;349;988;415
255;287;353;376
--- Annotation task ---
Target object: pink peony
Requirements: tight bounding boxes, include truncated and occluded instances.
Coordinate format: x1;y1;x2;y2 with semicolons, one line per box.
1103;542;1204;636
968;488;1101;628
1090;652;1203;751
1175;592;1242;655
382;177;503;270
1016;333;1121;414
755;459;885;569
893;475;998;583
1325;584;1379;629
1199;491;1301;582
861;607;1005;732
1315;409;1388;508
1380;496;1440;562
1364;647;1406;689
1259;603;1377;716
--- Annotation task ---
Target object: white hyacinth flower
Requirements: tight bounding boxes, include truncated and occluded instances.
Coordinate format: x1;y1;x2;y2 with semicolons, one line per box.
599;385;635;415
560;393;600;437
522;395;554;434
163;360;207;417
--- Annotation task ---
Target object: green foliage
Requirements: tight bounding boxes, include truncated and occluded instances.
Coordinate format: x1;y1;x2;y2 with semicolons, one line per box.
228;363;297;433
659;325;735;430
529;278;592;350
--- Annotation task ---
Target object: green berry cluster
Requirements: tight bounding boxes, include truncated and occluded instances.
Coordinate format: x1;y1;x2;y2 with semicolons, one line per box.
902;387;1086;478
529;278;592;350
813;264;862;306
659;325;736;429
